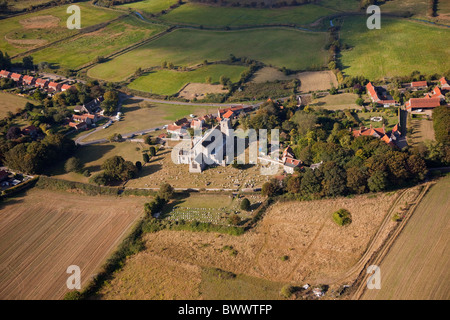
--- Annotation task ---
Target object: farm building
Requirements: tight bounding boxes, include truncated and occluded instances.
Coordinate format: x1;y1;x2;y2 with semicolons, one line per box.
72;113;100;125
405;97;442;113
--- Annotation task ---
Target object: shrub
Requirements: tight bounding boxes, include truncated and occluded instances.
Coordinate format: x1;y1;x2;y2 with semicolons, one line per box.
240;198;250;211
228;214;241;226
280;285;295;298
332;208;352;226
63;290;82;300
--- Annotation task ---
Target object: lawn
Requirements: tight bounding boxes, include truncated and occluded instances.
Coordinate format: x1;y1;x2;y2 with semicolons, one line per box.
355;109;400;130
118;0;179;15
159;3;336;27
0;2;122;57
408;118;435;146
88;28;328;82
128;64;247;95
361;176;450;300
0;92;32;119
29;16;165;70
340;16;450;80
309;92;361;110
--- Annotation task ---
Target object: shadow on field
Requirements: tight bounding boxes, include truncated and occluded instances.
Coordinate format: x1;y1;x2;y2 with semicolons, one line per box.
138;163;162;178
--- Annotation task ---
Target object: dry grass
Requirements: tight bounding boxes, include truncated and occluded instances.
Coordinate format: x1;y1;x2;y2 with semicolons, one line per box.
0;189;147;300
0;92;31;119
99;191;404;299
251;68;337;93
309;92;361;110
361;176;450;300
178;83;227;100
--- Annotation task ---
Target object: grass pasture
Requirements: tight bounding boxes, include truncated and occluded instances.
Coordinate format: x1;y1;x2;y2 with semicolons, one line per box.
0;188;147;299
340;16;450;80
159;3;336;27
88;28;328;82
309;92;360;110
0;3;121;57
118;0;179;15
0;92;31;119
30;16;164;70
128;64;247;95
361;176;450;300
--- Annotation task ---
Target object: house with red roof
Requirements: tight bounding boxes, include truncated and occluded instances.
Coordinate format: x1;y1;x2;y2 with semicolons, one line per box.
61;84;73;92
35;78;49;89
405;97;441;112
353;124;402;147
281;146;302;174
427;86;446;100
439;77;450;89
410;81;428;90
48;82;62;92
69;121;87;131
22;125;38;137
22;75;36;86
366;82;398;107
0;70;11;78
10;73;23;83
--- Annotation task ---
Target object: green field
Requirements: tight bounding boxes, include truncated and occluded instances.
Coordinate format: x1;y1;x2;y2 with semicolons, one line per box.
128;64;247;95
0;3;121;57
118;0;179;15
88;28;328;81
29;16;165;70
340;16;450;80
159;3;336;27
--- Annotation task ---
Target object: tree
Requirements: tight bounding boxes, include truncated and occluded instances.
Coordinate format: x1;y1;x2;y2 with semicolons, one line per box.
261;179;279;197
240;198;250;211
228;215;241;226
149;146;156;156
22;56;34;70
145;135;154;145
286;176;301;194
332;209;352;226
356;98;364;106
205;76;212;84
320;161;347;197
158;183;174;201
6;126;21;140
143;153;150;163
220;75;230;86
135;161;142;171
291;111;318;135
102;156;137;182
346;166;368;194
367;170;388;192
65;157;83;173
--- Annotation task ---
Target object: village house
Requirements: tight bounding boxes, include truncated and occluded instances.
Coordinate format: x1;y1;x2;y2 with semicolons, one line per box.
352;124;402;147
48;82;62;92
439;77;450;90
61;84;73;92
22;75;36;86
410;81;428;90
22;125;38;137
69;121;87;131
35;78;49;89
0;70;11;78
72;113;100;126
74;96;104;114
281;146;302;174
10;73;23;83
366;82;397;107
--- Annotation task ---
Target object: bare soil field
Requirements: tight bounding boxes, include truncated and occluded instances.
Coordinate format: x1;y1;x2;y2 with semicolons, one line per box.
178;83;227;100
251;68;337;93
361;176;450;300
99;191;411;299
0;189;147;300
20;15;60;29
